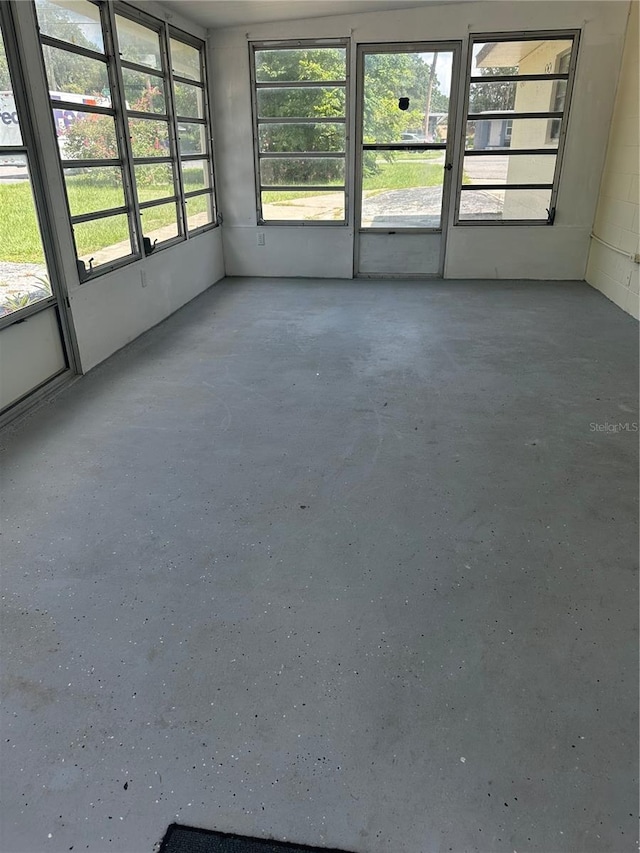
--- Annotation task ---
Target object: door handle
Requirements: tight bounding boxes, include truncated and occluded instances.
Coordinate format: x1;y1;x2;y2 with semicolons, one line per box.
444;163;453;171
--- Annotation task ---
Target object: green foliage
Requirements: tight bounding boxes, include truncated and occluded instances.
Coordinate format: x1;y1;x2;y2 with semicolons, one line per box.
468;67;518;113
0;27;13;90
62;113;118;161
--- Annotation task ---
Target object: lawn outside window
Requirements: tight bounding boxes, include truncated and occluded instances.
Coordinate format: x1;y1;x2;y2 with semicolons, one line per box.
250;40;349;225
455;30;580;225
35;0;217;280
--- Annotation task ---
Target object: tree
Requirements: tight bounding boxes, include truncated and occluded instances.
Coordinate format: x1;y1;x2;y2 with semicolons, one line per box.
468;66;518;113
255;48;451;183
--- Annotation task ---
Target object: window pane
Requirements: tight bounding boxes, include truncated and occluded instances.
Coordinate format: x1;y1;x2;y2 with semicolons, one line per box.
128;118;170;158
116;16;161;70
42;45;110;106
177;122;206;156
181;159;211;193
170;39;201;82
472;39;573;77
363;51;453;144
185;192;213;231
0;156;53;318
64;166;124;216
0;34;22;145
462;154;556;186
134;163;175;203
261;190;344;221
361;149;445;228
54;110;118;159
35;0;104;53
468;80;563;114
73;213;133;269
260;157;344;187
466;117;562;151
257;86;345;119
255;48;346;83
258;122;345;153
122;67;166;113
140;201;179;243
459;188;552;221
174;81;204;118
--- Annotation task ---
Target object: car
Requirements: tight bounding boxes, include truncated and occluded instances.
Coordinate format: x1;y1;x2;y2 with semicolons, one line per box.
400;132;429;143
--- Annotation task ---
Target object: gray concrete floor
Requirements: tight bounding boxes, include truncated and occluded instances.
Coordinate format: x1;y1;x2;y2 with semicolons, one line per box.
1;278;638;853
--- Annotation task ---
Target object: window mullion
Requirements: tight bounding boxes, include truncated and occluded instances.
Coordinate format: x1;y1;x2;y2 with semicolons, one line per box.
164;21;187;240
199;37;217;221
103;0;143;258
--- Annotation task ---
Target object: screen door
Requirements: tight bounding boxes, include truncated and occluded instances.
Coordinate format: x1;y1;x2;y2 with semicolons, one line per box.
355;43;460;276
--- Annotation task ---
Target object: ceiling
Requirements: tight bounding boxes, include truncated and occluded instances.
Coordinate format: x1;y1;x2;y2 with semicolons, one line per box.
160;0;455;30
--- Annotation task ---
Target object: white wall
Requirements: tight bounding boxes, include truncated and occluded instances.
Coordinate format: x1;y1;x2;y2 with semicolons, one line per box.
210;0;629;281
12;0;225;375
586;1;639;319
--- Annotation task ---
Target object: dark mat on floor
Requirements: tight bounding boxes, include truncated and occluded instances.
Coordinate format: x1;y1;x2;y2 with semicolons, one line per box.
158;824;350;853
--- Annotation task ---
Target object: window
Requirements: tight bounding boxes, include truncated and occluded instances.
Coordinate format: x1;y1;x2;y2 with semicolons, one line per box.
0;13;54;319
250;41;348;224
35;0;216;279
548;51;571;141
456;32;578;224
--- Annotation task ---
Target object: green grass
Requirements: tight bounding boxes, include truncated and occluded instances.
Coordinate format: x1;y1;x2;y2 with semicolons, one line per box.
362;157;444;193
0;170;208;263
262;155;446;204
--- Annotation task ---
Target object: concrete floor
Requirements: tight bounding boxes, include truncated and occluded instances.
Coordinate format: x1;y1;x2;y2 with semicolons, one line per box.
1;278;638;853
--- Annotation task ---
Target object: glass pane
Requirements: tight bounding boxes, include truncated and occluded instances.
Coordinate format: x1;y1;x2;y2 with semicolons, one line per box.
255;48;346;83
174;81;204;118
64;166;124;215
361;149;445;228
115;15;161;70
170;39;201;82
466;117;562;151
462;154;556;186
73;213;132;269
35;0;104;53
185;192;213;231
261;190;344;222
459;188;552;221
0;156;53;318
177;122;206;156
54;110;118;159
260;157;344;187
363;51;453;144
257;86;345;118
128;118;170;157
42;45;110;106
122;67;165;113
0;32;22;145
134;163;175;203
140;202;179;243
471;39;574;77
258;122;345;153
468;80;564;114
181;159;211;193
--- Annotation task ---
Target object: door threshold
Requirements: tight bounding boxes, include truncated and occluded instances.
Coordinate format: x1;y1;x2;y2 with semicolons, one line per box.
355;273;443;279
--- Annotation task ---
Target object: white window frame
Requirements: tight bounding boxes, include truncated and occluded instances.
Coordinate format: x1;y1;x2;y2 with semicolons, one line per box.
249;38;350;226
454;29;580;227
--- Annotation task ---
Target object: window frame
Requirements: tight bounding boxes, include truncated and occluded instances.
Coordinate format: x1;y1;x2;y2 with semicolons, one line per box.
35;0;218;282
249;38;350;227
168;24;217;237
454;29;580;227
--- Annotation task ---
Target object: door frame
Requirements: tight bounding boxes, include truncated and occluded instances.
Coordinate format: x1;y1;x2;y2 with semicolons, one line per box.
353;40;462;278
